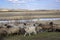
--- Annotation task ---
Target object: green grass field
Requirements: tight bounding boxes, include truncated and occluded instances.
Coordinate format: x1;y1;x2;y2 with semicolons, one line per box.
2;32;60;40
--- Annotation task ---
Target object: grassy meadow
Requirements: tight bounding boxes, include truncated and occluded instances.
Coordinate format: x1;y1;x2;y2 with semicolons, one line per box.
1;32;60;40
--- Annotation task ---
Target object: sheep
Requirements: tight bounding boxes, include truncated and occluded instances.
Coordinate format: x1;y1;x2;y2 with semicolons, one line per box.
2;24;20;35
0;28;7;36
18;23;25;28
52;24;60;32
6;27;20;35
18;24;26;34
37;23;52;32
24;25;37;36
36;26;43;33
2;23;25;35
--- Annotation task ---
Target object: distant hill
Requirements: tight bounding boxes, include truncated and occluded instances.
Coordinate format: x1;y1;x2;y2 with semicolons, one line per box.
0;9;60;12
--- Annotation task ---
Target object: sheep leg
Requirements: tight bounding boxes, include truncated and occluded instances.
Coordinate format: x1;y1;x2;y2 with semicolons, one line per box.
34;31;37;35
29;33;31;36
24;32;27;36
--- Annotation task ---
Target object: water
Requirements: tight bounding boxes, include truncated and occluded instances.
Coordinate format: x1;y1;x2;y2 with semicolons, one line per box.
0;18;60;23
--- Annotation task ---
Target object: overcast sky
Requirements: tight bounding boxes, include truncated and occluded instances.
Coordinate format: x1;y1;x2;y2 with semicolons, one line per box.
0;0;60;10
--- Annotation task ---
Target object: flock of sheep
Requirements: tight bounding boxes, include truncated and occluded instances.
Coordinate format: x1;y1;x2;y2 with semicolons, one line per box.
0;22;60;36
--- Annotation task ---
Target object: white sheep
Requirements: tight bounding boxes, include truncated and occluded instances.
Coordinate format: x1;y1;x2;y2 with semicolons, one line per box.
24;25;37;36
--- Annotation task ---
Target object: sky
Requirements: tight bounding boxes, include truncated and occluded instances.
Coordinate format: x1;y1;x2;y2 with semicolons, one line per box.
0;0;60;10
